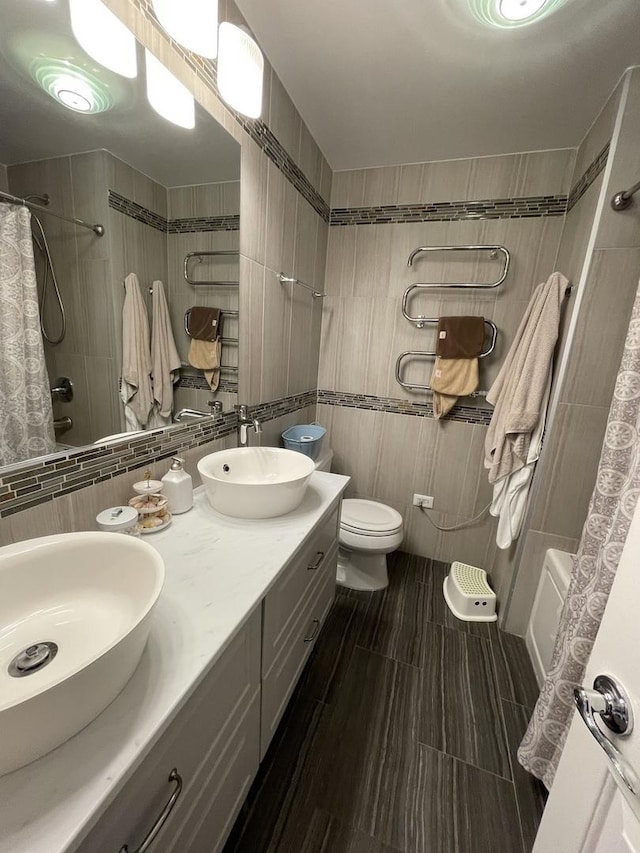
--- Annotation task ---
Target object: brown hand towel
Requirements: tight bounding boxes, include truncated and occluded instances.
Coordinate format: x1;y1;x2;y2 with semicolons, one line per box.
436;316;486;359
186;307;223;342
430;356;479;420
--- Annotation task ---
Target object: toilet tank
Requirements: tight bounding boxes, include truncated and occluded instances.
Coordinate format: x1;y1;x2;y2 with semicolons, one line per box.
314;447;333;472
525;549;574;688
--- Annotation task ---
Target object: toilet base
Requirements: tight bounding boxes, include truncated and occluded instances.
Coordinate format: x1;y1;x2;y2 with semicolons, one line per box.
336;548;389;591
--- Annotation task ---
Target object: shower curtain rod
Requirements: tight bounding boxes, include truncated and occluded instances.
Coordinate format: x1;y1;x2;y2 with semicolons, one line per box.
0;190;104;237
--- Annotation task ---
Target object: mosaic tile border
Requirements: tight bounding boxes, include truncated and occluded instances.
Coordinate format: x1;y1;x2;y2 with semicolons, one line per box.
330;195;568;227
251;389;318;422
0;414;236;518
567;141;610;211
132;0;330;223
317;390;493;426
177;372;238;394
109;191;240;233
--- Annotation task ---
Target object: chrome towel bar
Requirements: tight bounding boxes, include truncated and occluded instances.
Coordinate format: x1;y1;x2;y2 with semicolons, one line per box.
278;272;326;299
395;352;490;394
184;250;239;286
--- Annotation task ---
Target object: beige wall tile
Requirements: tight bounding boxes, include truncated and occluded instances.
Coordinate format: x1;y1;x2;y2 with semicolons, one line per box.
298;124;323;194
238;255;265;404
264;162;297;276
530;402;608;539
268;72;302;163
239;138;268;265
0;163;8;192
561;248;640;407
510;149;575;197
505;529;579;636
330;170;366;209
573;79;621;190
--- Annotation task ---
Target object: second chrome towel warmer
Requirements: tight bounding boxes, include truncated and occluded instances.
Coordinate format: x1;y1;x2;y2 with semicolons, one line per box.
184;250;239;286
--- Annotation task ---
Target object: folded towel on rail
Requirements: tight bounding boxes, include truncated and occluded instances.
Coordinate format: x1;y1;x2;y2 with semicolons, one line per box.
188;339;222;391
121;272;153;430
436;316;486;359
430;356;479;419
149;280;181;428
186;306;222;342
484;271;568;484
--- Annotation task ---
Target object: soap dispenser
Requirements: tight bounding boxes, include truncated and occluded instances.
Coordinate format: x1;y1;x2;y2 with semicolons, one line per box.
161;457;193;514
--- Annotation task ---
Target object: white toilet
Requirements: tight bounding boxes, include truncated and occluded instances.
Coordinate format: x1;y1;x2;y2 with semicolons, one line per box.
313;447;404;591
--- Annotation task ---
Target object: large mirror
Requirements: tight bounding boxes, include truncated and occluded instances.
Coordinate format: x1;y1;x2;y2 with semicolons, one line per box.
0;0;241;468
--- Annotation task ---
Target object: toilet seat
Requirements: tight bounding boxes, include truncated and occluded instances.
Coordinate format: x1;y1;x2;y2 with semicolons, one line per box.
340;499;403;536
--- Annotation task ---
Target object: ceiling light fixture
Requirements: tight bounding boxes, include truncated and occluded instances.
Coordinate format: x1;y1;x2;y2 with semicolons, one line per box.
69;0;137;78
470;0;568;27
217;22;263;119
31;58;113;113
145;50;195;129
151;0;218;59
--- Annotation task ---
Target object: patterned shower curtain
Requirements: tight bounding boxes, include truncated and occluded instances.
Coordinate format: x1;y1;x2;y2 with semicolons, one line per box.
0;205;55;466
518;278;640;789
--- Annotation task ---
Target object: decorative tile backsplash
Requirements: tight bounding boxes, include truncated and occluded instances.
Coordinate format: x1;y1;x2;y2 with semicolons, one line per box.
251;390;318;422
317;390;493;426
109;190;240;233
0;414;236;518
177;371;238;394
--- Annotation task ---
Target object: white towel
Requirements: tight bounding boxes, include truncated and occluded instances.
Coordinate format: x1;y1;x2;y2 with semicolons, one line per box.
120;273;153;430
149;280;181;428
490;368;551;549
484;272;568;484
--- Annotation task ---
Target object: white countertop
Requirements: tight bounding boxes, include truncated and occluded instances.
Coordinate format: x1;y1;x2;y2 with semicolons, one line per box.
0;472;348;853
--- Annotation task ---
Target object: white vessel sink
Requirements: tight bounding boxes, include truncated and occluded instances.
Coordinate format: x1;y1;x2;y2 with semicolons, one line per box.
0;532;164;776
198;447;316;518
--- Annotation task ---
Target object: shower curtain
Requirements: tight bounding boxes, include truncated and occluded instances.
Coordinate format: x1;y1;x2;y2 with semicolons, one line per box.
0;205;55;466
518;277;640;789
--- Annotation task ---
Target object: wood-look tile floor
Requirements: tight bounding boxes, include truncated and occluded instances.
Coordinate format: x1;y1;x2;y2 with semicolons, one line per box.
223;552;547;853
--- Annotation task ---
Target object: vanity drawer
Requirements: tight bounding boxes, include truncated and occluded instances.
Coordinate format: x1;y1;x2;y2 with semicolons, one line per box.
76;608;261;853
260;545;338;758
262;505;339;675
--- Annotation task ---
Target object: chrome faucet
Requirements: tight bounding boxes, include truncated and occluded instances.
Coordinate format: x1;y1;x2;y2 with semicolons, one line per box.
238;405;262;447
174;408;209;421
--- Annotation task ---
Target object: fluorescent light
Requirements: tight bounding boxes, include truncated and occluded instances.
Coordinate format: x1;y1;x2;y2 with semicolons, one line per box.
498;0;548;20
217;23;263;119
145;50;195;129
152;0;218;59
69;0;137;78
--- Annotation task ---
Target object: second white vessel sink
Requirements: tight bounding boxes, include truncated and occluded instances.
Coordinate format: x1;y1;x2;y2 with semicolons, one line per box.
198;446;316;518
0;532;164;776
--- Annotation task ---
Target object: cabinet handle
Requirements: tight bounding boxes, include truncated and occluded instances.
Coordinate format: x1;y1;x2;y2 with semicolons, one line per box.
304;619;321;643
119;768;183;853
307;551;325;571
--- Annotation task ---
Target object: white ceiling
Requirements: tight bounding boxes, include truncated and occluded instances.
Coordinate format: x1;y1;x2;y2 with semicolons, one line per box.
0;0;240;187
236;0;640;171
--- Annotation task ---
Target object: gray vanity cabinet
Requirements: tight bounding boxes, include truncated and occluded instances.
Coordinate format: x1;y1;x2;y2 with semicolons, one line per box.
75;610;261;853
260;507;340;757
74;500;341;853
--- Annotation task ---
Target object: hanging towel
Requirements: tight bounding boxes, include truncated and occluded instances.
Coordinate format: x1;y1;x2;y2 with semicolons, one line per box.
430;357;479;419
186;306;222;341
121;272;153;430
484;271;568;485
149;280;181;428
490;368;552;548
436;316;486;359
187;307;223;391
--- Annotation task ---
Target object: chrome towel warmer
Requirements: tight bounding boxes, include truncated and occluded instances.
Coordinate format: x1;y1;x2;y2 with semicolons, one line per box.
396;244;506;393
184;250;239;286
183;308;238;373
403;245;509;325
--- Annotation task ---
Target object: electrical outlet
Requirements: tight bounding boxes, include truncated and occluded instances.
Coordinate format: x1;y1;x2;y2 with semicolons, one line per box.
412;493;434;509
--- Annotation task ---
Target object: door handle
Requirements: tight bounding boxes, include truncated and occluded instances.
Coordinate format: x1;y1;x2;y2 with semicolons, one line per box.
307;551;325;571
119;768;183;852
574;674;638;795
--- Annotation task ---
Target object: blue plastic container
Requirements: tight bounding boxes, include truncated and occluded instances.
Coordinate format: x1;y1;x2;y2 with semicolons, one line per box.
282;424;326;460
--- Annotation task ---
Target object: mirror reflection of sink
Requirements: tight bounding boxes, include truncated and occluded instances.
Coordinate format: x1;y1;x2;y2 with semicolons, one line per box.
198;447;316;519
0;532;164;777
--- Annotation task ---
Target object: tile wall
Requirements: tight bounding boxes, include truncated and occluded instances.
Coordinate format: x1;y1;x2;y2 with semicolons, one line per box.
505;68;640;633
318;149;575;567
0;164;8;192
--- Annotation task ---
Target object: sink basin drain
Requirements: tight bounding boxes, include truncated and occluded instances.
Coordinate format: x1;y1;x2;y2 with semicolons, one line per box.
8;641;58;677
